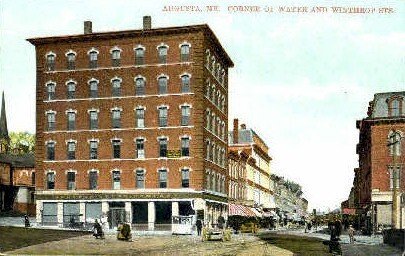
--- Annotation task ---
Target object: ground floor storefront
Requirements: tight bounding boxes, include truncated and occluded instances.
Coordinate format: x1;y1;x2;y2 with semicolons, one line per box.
35;190;228;232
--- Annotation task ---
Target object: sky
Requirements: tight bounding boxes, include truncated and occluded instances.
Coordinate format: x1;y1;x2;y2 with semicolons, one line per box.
0;0;404;211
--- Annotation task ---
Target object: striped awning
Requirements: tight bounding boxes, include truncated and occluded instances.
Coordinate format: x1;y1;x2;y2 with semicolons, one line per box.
229;203;256;217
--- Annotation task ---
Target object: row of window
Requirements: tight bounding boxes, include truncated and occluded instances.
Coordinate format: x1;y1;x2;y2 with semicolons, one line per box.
205;80;226;113
45;74;191;101
45;136;190;160
205;140;226;168
45;168;191;190
205;109;226;140
229;181;246;200
205;169;226;194
205;49;226;86
45;105;191;131
229;160;246;180
45;43;191;71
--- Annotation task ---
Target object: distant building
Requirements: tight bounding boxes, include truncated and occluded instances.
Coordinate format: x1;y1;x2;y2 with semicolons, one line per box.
0;92;35;215
349;91;405;232
27;17;233;229
228;119;275;217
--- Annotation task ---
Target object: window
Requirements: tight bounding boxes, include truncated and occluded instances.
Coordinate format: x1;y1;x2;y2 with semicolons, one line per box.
47;112;56;131
159;138;167;157
135;48;144;65
112;78;121;97
136;170;145;188
180;44;190;62
205;141;210;160
181;169;190;188
135;77;145;96
206;171;211;190
67;171;76;190
389;166;401;189
181;106;190;126
46;53;55;71
89;50;98;69
112;109;121;128
112;170;120;189
89;110;98;130
158;106;168;127
89;80;98;98
47;142;55;160
158;169;167;188
89;171;98;189
158;45;168;64
67;111;76;130
46;83;56;100
206;81;210;98
181;75;190;93
67;82;75;99
389;132;402;156
111;49;121;67
136;138;145;159
89;141;98;159
136;108;145;128
31;172;35;186
389;99;401;117
47;172;55;189
66;52;76;70
112;140;121;159
181;137;190;157
158;76;168;94
67;141;76;160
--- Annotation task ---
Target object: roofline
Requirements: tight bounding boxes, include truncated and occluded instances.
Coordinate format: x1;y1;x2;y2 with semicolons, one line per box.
26;23;234;67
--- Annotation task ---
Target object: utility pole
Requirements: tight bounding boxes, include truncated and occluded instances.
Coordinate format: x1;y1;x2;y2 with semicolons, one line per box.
388;132;400;229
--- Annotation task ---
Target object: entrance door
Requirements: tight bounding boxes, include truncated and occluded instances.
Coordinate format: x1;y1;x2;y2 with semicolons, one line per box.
110;208;126;228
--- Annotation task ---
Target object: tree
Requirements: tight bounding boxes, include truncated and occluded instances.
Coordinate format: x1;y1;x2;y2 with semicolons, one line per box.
9;132;35;154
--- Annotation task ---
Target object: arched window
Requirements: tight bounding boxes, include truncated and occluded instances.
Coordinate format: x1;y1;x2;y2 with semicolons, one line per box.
181;74;190;93
157;45;168;64
135;76;146;96
111;77;122;97
158;75;168;94
389;98;402;117
388;131;402;156
180;43;190;62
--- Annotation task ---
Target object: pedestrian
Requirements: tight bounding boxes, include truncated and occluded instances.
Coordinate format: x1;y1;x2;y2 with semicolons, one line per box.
93;219;104;239
196;219;202;236
348;225;355;244
24;215;30;227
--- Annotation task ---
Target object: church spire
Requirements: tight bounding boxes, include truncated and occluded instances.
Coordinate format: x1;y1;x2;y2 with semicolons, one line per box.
0;91;10;153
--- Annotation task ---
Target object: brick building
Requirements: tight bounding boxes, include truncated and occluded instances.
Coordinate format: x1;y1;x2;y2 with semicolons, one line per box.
351;91;405;232
27;17;233;229
0;92;35;215
228;119;274;216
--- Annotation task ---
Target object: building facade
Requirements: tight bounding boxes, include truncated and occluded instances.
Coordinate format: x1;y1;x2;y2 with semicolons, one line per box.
28;17;233;229
351;91;405;232
228;119;274;215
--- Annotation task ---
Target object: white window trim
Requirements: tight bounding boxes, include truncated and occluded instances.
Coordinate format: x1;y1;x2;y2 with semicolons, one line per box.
45;139;57;145
87;47;99;55
179;167;192;172
45;170;56;175
156;43;169;50
87;108;100;113
110;107;123;112
45;51;56;58
157;104;169;110
179;103;192;109
45;81;56;87
110;168;122;173
65;79;77;86
179;135;192;140
157;168;169;173
87;169;99;174
134;105;146;111
110;76;122;83
134;45;146;51
65;169;77;174
157;74;170;80
134;137;147;142
45;110;57;115
65;139;77;145
109;46;122;54
65;49;77;57
111;138;123;143
87;138;100;143
87;78;99;85
157;136;169;141
65;109;77;114
134;75;146;82
179;72;192;79
179;42;191;48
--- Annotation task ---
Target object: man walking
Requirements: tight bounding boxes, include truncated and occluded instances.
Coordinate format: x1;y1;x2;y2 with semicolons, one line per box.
348;225;355;244
196;219;202;236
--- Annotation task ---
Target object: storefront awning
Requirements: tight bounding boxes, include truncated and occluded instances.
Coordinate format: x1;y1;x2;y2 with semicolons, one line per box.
342;208;356;215
229;203;256;217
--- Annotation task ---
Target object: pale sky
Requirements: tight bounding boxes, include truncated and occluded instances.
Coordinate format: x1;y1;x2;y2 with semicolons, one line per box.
0;0;404;211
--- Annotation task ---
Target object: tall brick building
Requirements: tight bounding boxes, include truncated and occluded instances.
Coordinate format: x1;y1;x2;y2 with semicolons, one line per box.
353;91;405;232
28;17;233;229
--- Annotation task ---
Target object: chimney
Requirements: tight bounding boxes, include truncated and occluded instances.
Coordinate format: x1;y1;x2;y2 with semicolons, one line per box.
143;16;152;30
240;124;246;130
233;119;239;144
84;21;92;34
